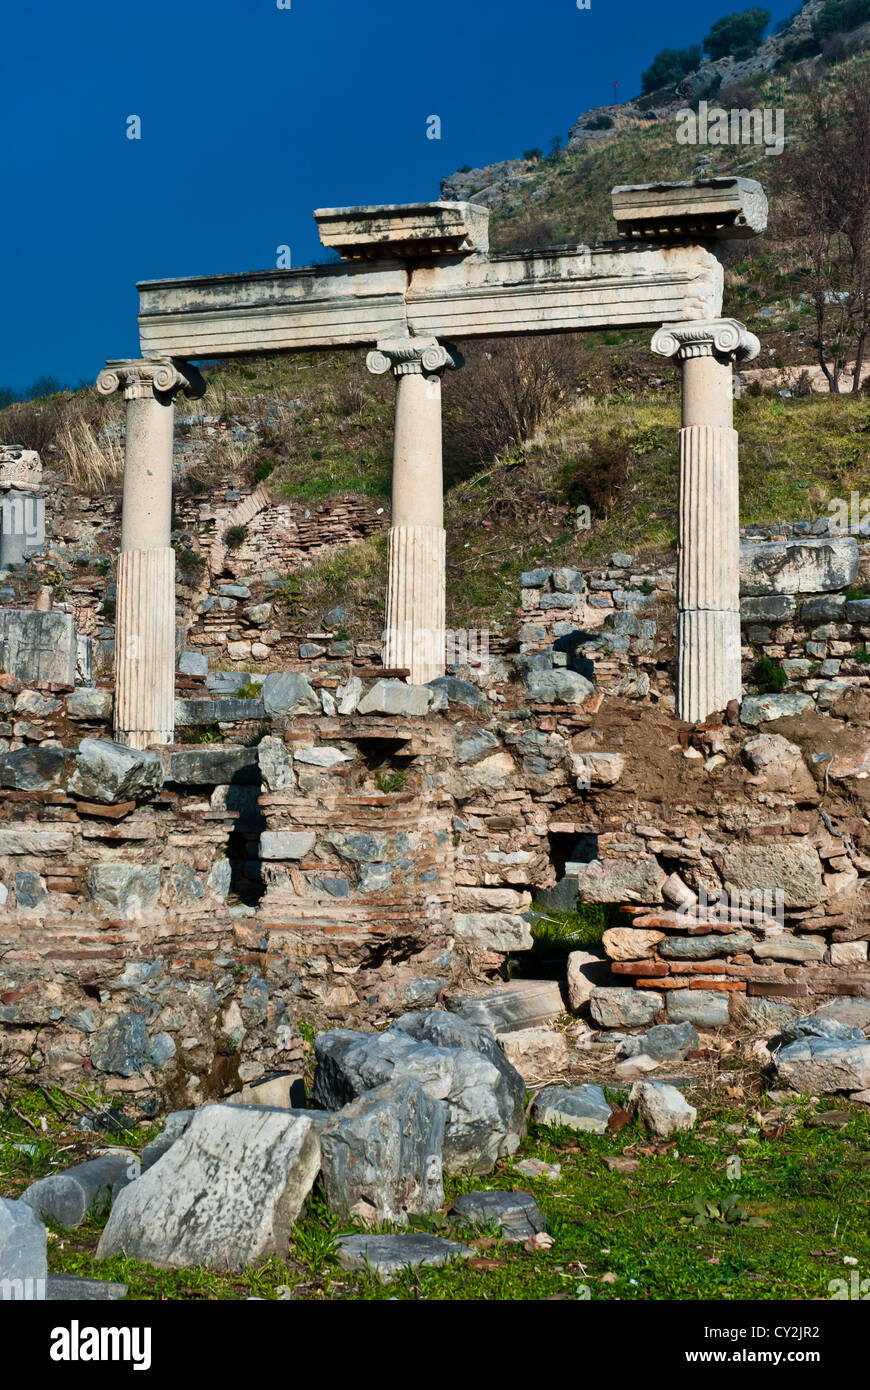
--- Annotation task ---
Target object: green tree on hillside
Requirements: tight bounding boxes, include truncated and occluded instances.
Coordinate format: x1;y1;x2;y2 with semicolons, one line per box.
704;8;771;60
640;45;702;94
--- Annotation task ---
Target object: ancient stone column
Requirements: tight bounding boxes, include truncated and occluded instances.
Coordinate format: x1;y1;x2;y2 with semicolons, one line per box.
651;320;760;724
96;358;203;748
366;338;461;685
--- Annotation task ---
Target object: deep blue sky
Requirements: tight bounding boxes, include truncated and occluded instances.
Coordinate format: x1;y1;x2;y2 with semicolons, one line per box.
0;0;796;391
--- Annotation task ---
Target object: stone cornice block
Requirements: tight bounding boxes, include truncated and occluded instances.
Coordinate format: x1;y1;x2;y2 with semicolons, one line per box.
314;201;490;259
611;178;768;241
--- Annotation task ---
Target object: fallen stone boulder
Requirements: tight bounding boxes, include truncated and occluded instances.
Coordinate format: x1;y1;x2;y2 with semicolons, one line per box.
531;1084;611;1134
451;1190;545;1242
68;738;163;805
497;1026;573;1081
629;1081;697;1137
313;1015;525;1173
774;1037;870;1093
21;1154;134;1228
97;1105;321;1270
0;1197;47;1295
320;1079;445;1225
336;1232;472;1282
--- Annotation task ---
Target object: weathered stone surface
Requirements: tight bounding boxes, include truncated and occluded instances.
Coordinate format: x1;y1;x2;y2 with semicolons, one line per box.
629;1081;697;1137
496;1026;573;1080
141;1110;195;1171
589;987;662;1029
313;1016;525;1173
45;1274;129;1301
69;739;163;804
754;936;826;963
87;865;160;913
0;1196;47;1292
0;610;77;685
444;980;563;1034
740;693;814;725
666;989;730;1027
602;927;665;961
779;1015;865;1046
97;1105;321;1270
742;734;817;798
740;596;796;623
620;1022;700;1061
566;949;610;1011
523;668;593;704
531;1084;611;1133
224;1074;306;1110
261;671;319;716
167;746;260;785
570;855;665;904
65;688;114;721
294;746;351;769
22;1155;134;1229
176;697;266;724
256;735;295;791
0;827;72;855
453;727;500;764
774;1038;870;1093
259;831;316;860
336;1232;472;1282
740;537;858;595
816;997;870;1031
451;1189;545;1242
454;886;532;912
453;912;533;952
0;746;76;792
357;680;433;716
521;568;550;588
572;751;624;786
426;676;486;711
320;1079;445;1225
90;1013;154;1076
715;841;822;908
178;650;208;678
660;932;752;960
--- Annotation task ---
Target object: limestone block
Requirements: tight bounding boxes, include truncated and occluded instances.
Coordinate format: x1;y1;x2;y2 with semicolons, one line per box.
444;979;564;1034
714;841;822;909
0;828;72;855
666;989;730;1028
320;1079;445;1225
830;941;869;967
531;1084;611;1133
774;1038;870;1094
566;949;610;1011
0;746;76;792
571;751;624;786
87;866;160;913
0;1196;47;1296
740;537;858;596
66;688;114;721
588;988;662;1029
451;1190;545;1242
619;1021;699;1061
96;1105;321;1270
357;679;434;717
261;671;319;716
629;1081;697;1137
523;668;593;704
453;912;533;952
568;854;665;904
167;746;260;786
742;733;816;798
496;1027;573;1081
0;610;77;685
259;831;316;861
69;738;163;804
336;1233;471;1281
602;927;665;961
740;693;814;725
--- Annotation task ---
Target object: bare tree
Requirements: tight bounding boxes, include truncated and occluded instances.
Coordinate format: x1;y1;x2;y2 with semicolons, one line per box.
781;64;870;392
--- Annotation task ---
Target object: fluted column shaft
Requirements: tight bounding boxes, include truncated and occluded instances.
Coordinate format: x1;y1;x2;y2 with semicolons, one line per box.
651;320;760;724
96;358;203;749
367;338;460;685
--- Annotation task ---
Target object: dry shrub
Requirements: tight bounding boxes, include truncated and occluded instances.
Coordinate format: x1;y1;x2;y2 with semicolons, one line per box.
562;429;632;518
55;415;123;492
444;334;581;478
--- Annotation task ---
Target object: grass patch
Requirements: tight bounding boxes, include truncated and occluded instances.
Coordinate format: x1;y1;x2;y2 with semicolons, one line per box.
3;1085;869;1300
